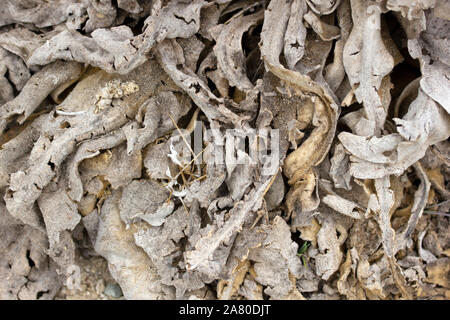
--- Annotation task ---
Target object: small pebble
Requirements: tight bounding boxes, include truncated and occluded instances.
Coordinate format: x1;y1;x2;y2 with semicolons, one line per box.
104;283;123;298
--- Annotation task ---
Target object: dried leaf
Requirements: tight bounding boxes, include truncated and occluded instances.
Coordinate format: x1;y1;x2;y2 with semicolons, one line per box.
212;10;264;91
94;191;171;299
185;178;272;278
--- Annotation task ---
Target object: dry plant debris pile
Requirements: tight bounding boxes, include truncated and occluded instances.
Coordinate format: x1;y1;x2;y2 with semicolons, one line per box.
0;0;449;300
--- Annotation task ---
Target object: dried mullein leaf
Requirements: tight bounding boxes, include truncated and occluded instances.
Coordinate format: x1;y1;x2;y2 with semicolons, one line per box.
343;0;395;135
286;170;319;216
185;178;272;278
264;171;285;211
283;0;308;70
28;1;208;74
134;204;205;299
339;90;450;179
260;1;339;184
212;10;264;91
184;172;227;209
4;113;124;228
117;0;142;14
324;40;346;92
67;130;127;202
373;177;396;261
386;0;436;20
237;278;264;300
156;39;244;125
0;47;30;94
260;0;292;69
425;258;450;288
217;259;250;300
329;143;352;190
0;61;84;134
396;162;430;248
283;97;336;184
408;12;450;113
119;179;172;227
177;37;205;73
0;53;15;102
123;91;191;154
0;205;61;299
198;2;225;40
37;186;81;248
373;176;412;299
0;0;89;28
28;27;135;74
321;194;364;220
417;229;437;264
303;11;341;41
248;216;303;299
85;0;116;32
220;221;267;282
337;248;367;299
226;151;256;201
314;214;347;280
84;142;142;190
144;140;177;181
295;30;333;80
306;0;342;15
1;0;449;302
94;191;172;299
4;60;167;230
0;26;63;62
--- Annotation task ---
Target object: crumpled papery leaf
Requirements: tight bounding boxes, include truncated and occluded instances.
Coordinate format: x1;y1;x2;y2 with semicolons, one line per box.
306;0;342;15
0;0;89;28
0;26;65;63
339;89;450;179
123;90;191;154
215;217;267;299
329;143;352;190
418;229;437;264
0;61;84;133
156;39;244;124
313;210;348;280
260;0;339;185
320;179;364;220
284;0;307;70
212;10;264;91
94;191;172;299
343;0;395;136
425;258;450;289
133;203;207;299
84;0;117;32
119;179;173;227
286;170;319;217
3;59;174;229
0;47;30;102
26;1;208;74
185;178;272;278
67;132;133;202
0;202;62;300
386;0;436;20
407;10;450;113
371;176;413;299
295;25;334;80
37;185;81;248
303;11;341;42
248;216;304;299
0;0;449;301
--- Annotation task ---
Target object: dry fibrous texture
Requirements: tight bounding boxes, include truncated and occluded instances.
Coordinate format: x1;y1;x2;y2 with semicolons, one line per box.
0;0;449;300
